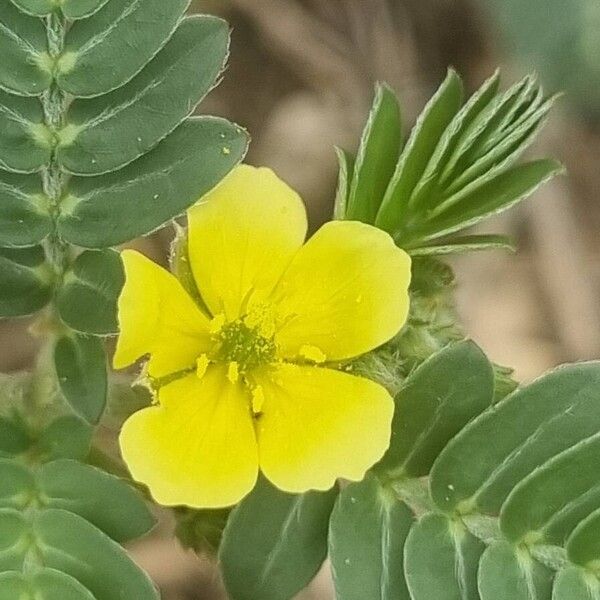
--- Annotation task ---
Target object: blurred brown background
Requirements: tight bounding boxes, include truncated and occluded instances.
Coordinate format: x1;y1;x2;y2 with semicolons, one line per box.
2;1;600;598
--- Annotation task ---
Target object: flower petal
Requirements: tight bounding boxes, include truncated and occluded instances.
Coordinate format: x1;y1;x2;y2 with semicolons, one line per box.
187;165;307;320
254;364;394;493
114;250;211;378
272;220;411;361
120;366;259;508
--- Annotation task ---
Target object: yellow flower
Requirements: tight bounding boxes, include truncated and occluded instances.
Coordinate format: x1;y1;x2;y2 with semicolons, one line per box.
114;165;412;508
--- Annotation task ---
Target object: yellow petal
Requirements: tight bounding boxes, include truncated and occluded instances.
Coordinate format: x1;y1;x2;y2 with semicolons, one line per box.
254;364;394;493
120;366;259;508
187;165;307;320
272;220;411;362
114;250;212;378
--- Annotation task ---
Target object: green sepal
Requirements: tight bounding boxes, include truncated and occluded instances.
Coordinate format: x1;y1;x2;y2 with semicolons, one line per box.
59;16;230;175
57;0;190;97
220;477;337;600
57;249;124;335
0;245;53;317
0;508;159;599
58;117;249;248
53;332;107;424
345;83;402;222
0;91;52;173
329;474;413;599
0;3;51;96
0;170;51;247
175;506;231;555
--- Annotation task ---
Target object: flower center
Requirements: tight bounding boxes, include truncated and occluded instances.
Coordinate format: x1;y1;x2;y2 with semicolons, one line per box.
214;319;277;373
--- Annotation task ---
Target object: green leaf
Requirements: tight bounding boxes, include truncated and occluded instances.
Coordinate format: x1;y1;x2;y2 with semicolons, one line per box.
0;245;53;317
408;70;501;212
430;362;600;515
438;76;530;181
404;513;485;600
552;567;600;600
0;91;52;173
37;460;155;542
220;477;337;600
0;417;30;455
9;0;54;17
329;475;413;600
57;249;124;335
62;0;111;20
57;0;189;97
0;460;34;505
345;83;402;222
58;117;249;248
0;508;159;599
0;2;51;96
36;416;92;462
500;434;600;545
0;459;154;542
407;234;516;256
411;159;563;244
333;147;354;220
11;0;109;19
444;94;555;197
58;16;230;175
54;333;107;424
566;508;600;567
376;340;494;478
0;569;95;600
0;170;51;247
478;541;554;599
375;70;464;232
0;509;27;570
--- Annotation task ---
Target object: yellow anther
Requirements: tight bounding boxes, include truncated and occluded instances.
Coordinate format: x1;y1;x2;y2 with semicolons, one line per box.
299;344;326;364
196;354;210;379
227;361;240;384
209;313;226;334
251;385;265;414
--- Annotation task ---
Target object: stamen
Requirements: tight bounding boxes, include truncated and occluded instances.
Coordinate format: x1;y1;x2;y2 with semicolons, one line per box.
196;354;210;379
227;361;240;384
251;385;265;414
299;344;326;364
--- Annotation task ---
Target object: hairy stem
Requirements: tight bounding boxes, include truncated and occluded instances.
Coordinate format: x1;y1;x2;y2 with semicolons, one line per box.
42;11;69;281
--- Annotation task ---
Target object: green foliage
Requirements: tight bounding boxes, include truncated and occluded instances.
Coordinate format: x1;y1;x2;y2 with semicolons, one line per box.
0;1;247;596
56;249;124;335
220;343;600;600
220;477;337;600
335;70;561;256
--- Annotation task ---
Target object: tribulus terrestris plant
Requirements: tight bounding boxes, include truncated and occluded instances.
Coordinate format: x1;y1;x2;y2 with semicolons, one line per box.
0;2;598;600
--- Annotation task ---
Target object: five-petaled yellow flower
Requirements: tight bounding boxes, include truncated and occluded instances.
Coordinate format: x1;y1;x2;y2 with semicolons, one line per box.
114;165;411;508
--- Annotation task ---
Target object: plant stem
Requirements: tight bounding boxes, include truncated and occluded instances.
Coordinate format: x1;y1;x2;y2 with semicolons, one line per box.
42;11;69;281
